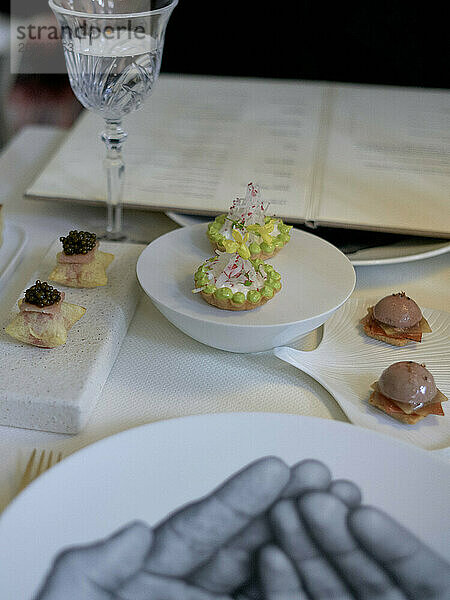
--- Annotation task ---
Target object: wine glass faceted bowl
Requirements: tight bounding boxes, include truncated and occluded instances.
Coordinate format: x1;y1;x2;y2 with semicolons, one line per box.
49;0;178;240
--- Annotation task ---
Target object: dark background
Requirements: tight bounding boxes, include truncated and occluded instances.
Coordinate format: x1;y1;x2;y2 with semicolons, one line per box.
160;1;448;89
0;1;448;143
2;0;449;88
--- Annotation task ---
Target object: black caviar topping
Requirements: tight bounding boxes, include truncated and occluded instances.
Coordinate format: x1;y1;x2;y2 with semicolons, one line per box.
24;281;61;307
60;230;97;255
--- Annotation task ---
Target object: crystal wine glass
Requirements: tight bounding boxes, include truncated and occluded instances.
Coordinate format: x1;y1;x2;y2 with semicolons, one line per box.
49;0;178;240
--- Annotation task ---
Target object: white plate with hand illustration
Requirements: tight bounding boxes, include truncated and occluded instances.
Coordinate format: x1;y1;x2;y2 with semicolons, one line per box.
274;297;450;450
0;413;448;599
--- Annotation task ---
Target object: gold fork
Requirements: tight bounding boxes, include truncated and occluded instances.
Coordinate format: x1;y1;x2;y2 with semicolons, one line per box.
18;449;63;494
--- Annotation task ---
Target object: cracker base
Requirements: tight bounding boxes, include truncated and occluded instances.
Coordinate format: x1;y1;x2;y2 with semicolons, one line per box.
369;391;424;424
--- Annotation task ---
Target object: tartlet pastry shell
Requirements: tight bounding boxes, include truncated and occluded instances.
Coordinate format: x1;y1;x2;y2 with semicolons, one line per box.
200;284;281;311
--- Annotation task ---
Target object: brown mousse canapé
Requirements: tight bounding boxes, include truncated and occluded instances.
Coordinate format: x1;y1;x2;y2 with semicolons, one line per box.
361;292;431;346
369;361;447;424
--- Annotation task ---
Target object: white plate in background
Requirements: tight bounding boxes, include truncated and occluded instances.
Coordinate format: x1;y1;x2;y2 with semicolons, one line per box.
166;211;209;227
0;222;27;288
350;238;450;266
166;212;450;266
0;413;448;599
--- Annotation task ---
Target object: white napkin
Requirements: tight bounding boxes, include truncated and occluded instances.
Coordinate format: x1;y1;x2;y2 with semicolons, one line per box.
0;297;346;512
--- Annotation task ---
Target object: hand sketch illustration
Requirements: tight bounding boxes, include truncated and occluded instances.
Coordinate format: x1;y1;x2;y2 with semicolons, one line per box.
35;457;450;599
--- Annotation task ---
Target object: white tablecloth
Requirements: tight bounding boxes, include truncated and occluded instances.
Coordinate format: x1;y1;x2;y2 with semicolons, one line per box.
0;125;449;512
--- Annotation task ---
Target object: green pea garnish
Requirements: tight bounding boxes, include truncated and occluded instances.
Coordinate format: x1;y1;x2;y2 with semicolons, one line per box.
203;285;216;295
260;242;274;254
232;292;246;304
247;290;262;304
261;286;274;298
197;275;209;287
215;287;233;299
249;242;261;255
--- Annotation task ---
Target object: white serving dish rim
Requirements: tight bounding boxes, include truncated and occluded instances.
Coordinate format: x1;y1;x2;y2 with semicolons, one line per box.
137;224;356;329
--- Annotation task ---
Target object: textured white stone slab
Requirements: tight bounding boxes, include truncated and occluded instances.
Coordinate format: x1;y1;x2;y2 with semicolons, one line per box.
0;240;143;434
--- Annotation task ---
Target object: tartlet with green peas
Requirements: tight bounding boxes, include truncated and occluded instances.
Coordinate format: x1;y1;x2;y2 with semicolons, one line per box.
207;183;292;260
193;251;282;311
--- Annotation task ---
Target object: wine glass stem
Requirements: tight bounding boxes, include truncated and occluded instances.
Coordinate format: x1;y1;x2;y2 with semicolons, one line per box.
101;120;128;240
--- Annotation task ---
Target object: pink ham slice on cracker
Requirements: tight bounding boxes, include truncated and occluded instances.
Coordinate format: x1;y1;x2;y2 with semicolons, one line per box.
50;249;114;288
57;242;98;264
6;295;85;348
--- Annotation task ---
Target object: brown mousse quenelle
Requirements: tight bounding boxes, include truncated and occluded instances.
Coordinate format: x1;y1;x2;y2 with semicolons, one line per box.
49;230;114;288
369;361;447;424
361;292;431;346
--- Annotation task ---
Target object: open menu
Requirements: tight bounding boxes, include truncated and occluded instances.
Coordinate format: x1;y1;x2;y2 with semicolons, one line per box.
26;75;450;237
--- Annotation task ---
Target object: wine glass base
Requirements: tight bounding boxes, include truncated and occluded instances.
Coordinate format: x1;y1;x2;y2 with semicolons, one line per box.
97;231;128;242
95;230;150;244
